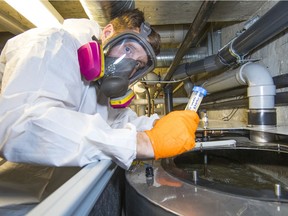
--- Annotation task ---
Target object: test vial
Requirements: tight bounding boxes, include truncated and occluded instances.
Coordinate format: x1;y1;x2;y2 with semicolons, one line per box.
185;86;207;112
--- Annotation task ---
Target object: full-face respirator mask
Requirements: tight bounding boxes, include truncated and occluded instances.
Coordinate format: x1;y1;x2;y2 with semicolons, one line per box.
77;22;156;108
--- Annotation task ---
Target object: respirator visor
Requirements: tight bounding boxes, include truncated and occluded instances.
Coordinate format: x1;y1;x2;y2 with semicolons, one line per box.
104;26;156;86
99;22;156;98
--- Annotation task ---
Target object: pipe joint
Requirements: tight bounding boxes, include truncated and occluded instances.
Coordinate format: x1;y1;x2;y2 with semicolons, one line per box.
238;63;276;109
247;85;276;97
217;50;233;66
248;85;276;109
237;62;276;109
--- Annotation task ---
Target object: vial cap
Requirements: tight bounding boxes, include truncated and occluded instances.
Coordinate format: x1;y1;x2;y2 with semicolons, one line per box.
193;86;207;96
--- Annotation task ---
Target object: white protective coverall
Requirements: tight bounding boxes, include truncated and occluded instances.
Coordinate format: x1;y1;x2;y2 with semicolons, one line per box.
0;19;159;169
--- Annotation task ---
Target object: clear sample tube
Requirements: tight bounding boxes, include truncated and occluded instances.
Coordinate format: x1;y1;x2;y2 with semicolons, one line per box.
185;86;207;112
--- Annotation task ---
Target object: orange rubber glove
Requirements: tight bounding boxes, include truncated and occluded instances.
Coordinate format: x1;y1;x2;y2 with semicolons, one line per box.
145;110;199;160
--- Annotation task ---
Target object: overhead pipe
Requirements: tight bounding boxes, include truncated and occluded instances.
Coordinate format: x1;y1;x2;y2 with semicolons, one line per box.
153;25;189;45
162;0;217;83
156;47;208;68
172;0;288;80
157;0;217;113
133;65;286;113
142;66;288;109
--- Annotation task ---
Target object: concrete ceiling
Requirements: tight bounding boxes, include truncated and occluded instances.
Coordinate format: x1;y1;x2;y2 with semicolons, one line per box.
0;0;270;86
0;0;267;43
0;0;270;111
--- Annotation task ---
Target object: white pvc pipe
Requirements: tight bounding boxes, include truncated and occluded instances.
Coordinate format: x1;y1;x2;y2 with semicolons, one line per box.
203;70;241;93
203;62;276;109
238;62;276;109
131;97;189;105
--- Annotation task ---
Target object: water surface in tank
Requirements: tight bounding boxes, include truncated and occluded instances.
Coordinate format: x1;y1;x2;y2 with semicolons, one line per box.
163;148;288;202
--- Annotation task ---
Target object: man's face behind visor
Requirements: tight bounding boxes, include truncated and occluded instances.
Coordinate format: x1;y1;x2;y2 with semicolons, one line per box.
99;26;156;98
108;39;149;79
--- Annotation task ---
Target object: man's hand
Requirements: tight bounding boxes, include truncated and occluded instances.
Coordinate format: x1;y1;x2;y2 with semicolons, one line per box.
144;110;199;159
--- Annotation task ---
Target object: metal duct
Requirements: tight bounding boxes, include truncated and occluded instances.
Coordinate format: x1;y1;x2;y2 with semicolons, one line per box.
79;0;135;28
172;0;288;80
156;0;217;113
163;0;217;83
156;47;208;68
153;25;188;45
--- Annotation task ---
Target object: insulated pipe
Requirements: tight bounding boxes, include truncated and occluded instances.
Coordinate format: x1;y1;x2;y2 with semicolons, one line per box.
156;47;208;68
172;1;288;80
153;25;188;45
155;0;217;109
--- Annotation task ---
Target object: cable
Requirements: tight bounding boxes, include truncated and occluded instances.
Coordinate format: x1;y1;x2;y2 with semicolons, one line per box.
222;108;239;121
140;77;189;84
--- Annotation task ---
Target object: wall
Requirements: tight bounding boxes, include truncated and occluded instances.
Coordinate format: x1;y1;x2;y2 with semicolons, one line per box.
208;0;288;127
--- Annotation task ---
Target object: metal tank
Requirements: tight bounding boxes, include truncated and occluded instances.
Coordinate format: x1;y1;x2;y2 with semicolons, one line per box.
125;129;288;216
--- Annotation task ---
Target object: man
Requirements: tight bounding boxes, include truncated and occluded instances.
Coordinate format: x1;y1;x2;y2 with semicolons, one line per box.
0;9;199;169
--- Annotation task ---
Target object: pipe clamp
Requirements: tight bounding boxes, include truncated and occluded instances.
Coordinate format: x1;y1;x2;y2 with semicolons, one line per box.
229;38;244;63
